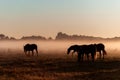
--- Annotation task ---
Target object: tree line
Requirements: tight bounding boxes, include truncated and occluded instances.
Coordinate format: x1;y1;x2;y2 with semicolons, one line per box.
0;32;120;41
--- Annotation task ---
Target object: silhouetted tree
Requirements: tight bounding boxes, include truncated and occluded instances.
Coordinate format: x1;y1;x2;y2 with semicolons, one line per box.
10;37;16;40
4;36;9;40
21;35;46;40
48;37;53;40
56;32;69;40
55;32;104;41
0;34;5;39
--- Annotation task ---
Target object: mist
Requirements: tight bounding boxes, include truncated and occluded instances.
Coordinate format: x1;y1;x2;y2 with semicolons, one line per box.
0;40;120;58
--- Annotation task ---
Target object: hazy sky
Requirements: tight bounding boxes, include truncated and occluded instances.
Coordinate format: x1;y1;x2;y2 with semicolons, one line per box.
1;0;120;39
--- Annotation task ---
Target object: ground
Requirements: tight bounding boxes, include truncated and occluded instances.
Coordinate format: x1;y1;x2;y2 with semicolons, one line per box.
0;52;119;80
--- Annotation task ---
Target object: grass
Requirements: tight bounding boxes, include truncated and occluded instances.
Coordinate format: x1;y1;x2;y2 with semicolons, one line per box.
0;52;119;80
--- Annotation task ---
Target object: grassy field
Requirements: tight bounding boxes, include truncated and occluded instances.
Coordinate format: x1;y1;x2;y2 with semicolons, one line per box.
0;51;120;80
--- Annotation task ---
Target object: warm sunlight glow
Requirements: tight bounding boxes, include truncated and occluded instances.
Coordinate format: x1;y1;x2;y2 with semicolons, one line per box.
0;0;120;38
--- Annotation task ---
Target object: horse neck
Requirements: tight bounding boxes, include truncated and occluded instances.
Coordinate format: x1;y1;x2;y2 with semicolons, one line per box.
68;46;75;54
67;48;71;54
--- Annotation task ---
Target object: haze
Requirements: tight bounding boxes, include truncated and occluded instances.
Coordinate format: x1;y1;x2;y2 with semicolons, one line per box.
0;40;119;58
1;0;120;38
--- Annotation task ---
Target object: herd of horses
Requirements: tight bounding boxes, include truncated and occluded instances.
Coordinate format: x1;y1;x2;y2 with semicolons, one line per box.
23;43;107;62
67;43;107;62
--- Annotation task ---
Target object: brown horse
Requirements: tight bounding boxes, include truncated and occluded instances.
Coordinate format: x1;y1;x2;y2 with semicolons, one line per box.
67;45;80;56
95;43;107;59
24;44;38;56
78;44;96;62
67;44;96;62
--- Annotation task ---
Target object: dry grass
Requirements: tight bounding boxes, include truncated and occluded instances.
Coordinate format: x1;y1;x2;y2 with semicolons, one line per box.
0;51;119;80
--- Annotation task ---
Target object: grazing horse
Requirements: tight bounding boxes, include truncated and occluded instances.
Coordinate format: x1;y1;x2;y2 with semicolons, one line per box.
78;44;96;62
86;44;97;62
95;43;107;59
67;44;96;62
24;44;38;56
67;45;80;56
67;43;107;62
76;45;86;61
67;45;84;61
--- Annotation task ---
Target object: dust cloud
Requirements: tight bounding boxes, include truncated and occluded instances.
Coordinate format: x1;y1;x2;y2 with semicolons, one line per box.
0;40;119;58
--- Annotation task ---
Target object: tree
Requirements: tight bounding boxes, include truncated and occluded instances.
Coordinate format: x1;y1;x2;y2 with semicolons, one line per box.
0;34;5;39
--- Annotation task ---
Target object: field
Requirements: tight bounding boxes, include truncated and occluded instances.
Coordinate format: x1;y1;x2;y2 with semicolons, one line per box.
0;41;120;80
0;51;120;80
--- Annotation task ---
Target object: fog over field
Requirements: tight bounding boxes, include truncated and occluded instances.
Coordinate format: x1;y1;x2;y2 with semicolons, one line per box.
0;40;119;80
0;40;119;58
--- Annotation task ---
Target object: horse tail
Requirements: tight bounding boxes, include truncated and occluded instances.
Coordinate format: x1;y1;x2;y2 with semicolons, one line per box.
36;49;38;56
103;49;107;55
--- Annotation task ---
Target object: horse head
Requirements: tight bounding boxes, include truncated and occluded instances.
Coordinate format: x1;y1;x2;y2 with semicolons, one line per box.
67;48;71;55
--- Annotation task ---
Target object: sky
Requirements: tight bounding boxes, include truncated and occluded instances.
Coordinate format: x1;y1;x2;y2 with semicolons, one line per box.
0;0;120;39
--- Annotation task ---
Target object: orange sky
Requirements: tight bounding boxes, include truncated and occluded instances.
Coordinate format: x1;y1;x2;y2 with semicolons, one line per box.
0;0;120;39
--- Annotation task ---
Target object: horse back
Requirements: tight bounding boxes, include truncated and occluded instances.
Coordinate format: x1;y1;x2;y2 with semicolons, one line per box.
96;43;105;51
24;44;38;51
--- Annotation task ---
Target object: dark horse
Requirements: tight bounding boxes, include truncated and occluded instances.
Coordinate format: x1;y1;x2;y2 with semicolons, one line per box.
67;44;97;62
67;44;84;61
78;44;96;62
67;45;80;56
24;44;38;56
95;43;107;59
67;43;107;62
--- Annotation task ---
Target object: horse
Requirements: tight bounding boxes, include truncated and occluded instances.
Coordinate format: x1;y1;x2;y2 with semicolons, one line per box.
95;43;107;59
77;45;85;62
24;43;38;56
67;44;84;61
67;44;96;62
77;44;96;62
67;45;80;56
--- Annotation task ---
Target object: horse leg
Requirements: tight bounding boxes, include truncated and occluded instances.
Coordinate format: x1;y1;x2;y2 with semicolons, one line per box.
99;51;102;59
87;54;89;61
86;53;89;61
36;49;38;56
77;52;81;62
103;49;107;59
24;50;27;56
28;51;30;56
80;54;84;61
103;52;104;59
32;50;34;56
72;50;75;57
26;51;30;56
102;50;105;59
72;52;74;57
26;51;31;56
91;53;95;62
24;51;27;56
